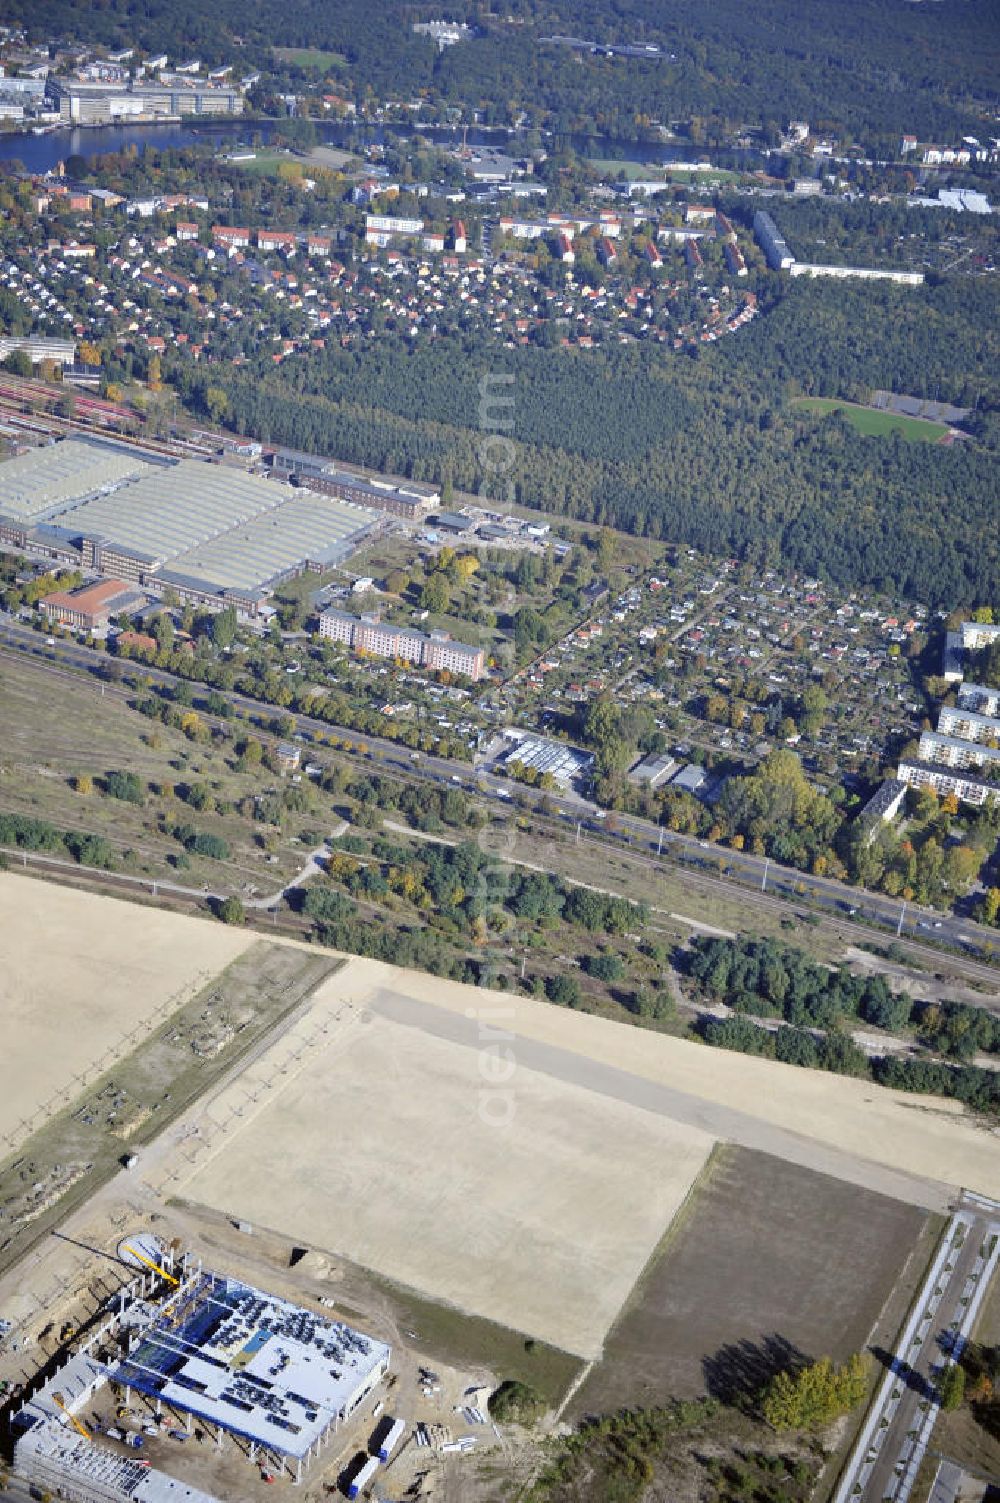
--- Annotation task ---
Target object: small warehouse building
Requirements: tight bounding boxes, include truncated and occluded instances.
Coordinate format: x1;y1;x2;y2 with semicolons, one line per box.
628;751;679;789
433;511;475;535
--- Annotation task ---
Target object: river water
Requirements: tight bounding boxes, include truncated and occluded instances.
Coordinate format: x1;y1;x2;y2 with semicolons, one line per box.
0;117;761;177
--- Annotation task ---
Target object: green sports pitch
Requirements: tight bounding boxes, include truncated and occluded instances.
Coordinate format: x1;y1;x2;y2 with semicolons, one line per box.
272;46;347;70
792;397;951;443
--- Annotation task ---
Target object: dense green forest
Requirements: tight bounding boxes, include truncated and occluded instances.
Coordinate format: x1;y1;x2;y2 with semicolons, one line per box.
177;275;999;607
12;0;998;143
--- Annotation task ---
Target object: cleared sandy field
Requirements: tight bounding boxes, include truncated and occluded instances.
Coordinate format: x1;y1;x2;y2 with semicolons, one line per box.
336;961;1000;1204
181;1006;714;1359
0;874;253;1147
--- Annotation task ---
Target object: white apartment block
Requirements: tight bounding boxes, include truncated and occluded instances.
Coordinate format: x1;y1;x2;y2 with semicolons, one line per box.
961;619;1000;651
897;759;999;808
958;681;1000;718
917;729;1000;771
937;704;1000;746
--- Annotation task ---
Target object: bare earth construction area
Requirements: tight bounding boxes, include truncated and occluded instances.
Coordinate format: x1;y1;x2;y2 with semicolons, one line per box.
182;1005;714;1359
0;872;253;1149
176;955;1000;1359
3;879;999;1459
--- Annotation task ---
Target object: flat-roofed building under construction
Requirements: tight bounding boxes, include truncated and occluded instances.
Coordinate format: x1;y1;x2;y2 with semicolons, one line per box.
14;1253;391;1494
0;437;376;613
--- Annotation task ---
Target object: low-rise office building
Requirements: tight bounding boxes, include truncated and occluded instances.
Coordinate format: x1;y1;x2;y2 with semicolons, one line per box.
274;453;440;521
40;577;144;630
628;750;679;788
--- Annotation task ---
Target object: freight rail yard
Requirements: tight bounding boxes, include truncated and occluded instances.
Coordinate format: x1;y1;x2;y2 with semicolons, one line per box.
1;875;999;1502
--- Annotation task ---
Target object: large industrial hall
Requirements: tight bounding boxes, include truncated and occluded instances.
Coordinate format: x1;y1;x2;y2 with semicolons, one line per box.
0;435;376;608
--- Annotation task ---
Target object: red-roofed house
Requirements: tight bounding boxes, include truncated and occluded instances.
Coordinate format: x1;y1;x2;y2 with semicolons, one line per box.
212;225;250;249
257;229;297;253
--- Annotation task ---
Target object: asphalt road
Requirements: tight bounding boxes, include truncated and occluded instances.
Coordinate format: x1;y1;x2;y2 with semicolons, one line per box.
834;1196;1000;1503
3;620;999;985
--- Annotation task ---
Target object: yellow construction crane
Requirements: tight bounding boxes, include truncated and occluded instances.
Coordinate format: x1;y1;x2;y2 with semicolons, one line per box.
52;1392;90;1440
122;1242;180;1288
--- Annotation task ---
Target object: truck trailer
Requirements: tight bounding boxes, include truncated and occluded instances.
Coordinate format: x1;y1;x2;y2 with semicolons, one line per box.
377;1415;406;1462
347;1453;380;1498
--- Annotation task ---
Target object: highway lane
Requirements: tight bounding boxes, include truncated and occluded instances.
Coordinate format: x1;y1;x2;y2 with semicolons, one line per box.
3;621;999;984
833;1197;1000;1503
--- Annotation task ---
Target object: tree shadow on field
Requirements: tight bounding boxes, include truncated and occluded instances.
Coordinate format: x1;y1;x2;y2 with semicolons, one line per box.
702;1334;812;1410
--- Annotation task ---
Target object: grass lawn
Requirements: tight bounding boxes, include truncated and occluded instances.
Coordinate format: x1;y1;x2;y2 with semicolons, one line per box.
792;397;950;443
572;1143;930;1414
586;157;665;180
667;166;741;184
227;150;301;178
272;45;346;70
365;1265;583;1409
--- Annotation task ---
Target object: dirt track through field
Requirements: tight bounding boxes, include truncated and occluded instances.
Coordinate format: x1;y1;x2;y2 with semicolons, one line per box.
348;965;997;1206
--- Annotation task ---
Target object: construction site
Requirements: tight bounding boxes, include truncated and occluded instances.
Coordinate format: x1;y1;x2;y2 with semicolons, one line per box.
12;1236;393;1500
2;877;1000;1503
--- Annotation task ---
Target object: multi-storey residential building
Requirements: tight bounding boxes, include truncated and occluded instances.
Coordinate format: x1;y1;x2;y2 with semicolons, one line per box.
424;630;486;677
961;620;1000;651
318;610;485;680
937;705;1000;746
917;729;1000;772
897;759;999;808
753;211;795;270
724;242;747;276
212;225;250;250
365;213;424;247
257;230;297;253
958;681;1000;718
